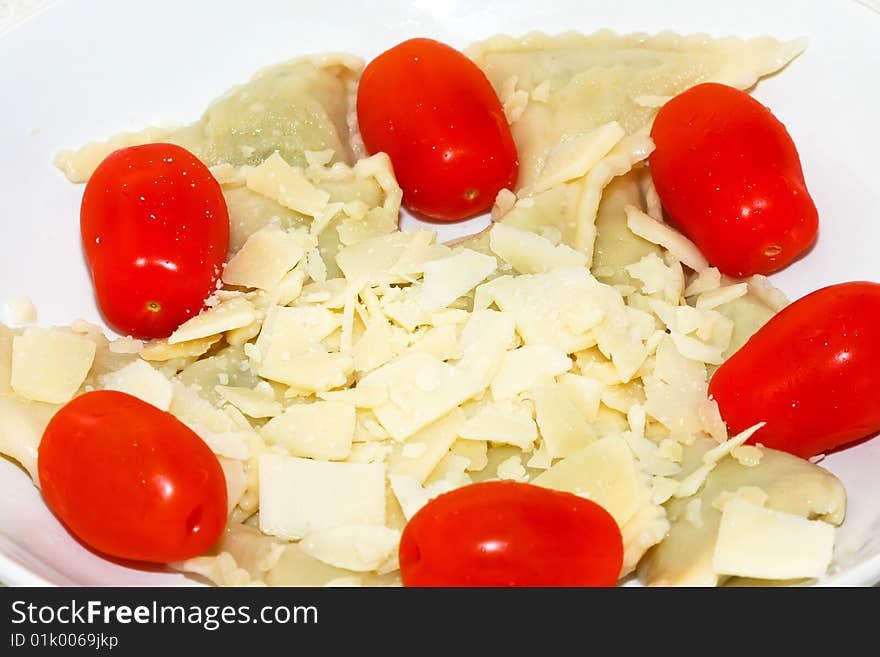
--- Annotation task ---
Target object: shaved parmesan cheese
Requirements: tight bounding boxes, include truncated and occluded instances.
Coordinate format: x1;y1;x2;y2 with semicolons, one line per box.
696;283;748;310
626;253;683;300
11;328;96;403
199;430;251;461
387;410;465;483
305;248;327;283
360;352;470;441
352;320;407;373
218;458;247;513
258;454;385;540
702;423;766;465
216;384;282;418
299;279;348;307
532;122;625;193
490;345;572;400
489;267;605;354
684;267;722;297
450;439;489;472
140;335;221;361
603;383;647;415
300;525;400;572
335;231;415;284
319;386;388;409
533;436;641;526
623;431;681;477
389;475;433;520
430;308;470;327
380;297;429;335
0;395;58;481
255;305;344;386
457;310;517;391
425;453;471;487
310;201;344;238
532;382;594;458
651;476;680;505
675;423;766;498
713;499;835;580
108;337;144;354
593;310;653;384
270;351;352;392
168;296;257;344
731;445;764;467
699;398;729;443
643;336;709;439
409;324;462;361
402;443;428;459
392;230;452;277
670;332;724;365
747;274;790;312
101;359;173;411
625;205;708;272
674;463;715;500
346;441;391;464
222;225;311;290
416;249;497;312
489;223;586;274
353;412;390;443
459;400;538;450
274;268;307;306
497;455;529;482
245;152;330;217
3;296;37;325
492;188;518;220
262;401;355;460
658;439;684;463
557;373;603;422
525;443;553;470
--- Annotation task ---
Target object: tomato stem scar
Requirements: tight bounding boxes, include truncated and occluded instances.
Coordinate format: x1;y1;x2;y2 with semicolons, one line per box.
146;301;162;313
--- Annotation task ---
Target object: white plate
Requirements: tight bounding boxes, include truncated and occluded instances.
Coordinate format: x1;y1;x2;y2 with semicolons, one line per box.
1;0;878;586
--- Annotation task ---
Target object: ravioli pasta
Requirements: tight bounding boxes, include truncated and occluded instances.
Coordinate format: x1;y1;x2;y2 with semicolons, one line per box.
640;438;845;586
55;54;363;183
0;30;846;588
466;30;806;190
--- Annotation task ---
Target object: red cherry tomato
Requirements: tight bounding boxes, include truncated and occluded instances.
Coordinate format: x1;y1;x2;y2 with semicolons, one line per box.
399;481;623;587
650;83;818;277
38;390;228;563
81;143;229;339
709;281;880;458
357;38;518;222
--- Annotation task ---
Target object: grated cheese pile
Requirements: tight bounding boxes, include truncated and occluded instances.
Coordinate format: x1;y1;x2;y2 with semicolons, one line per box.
0;34;849;587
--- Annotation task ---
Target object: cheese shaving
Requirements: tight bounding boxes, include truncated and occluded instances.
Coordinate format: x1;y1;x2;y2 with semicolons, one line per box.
625;205;709;272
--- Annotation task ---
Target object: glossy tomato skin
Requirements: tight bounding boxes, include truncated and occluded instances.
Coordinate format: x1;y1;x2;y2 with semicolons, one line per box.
357;38;518;222
650;83;818;277
709;282;880;458
38;390;227;563
81;143;229;339
399;481;623;587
